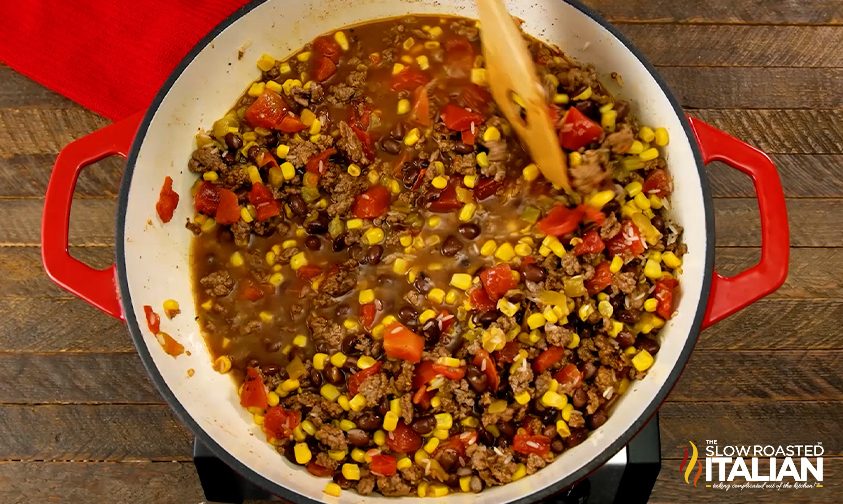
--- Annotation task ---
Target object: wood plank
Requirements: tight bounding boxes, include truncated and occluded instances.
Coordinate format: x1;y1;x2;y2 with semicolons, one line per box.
660;67;843;109
692;109;843;155
583;0;843;25
651;457;839;503
0;247;115;297
699;299;843;350
0;107;108;158
0;404;192;461
0;461;203;504
618;24;843;67
0;297;132;352
0;198;116;246
714;198;843;248
0;65;77;109
0;153;124;198
707;155;843;198
659;401;843;457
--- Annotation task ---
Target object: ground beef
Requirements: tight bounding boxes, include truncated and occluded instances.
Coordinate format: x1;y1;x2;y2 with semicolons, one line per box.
468;444;518;486
286;140;320;168
393;361;415;394
337;121;369;165
612;271;637;294
594;335;625;371
185;218;201;235
481;404;516;427
508;359;534;396
321;259;358;297
377;475;414;496
603;124;634;154
284;392;344;422
586;388;602;414
533;372;554;396
403;289;426;308
450;153;477;176
326;69;368;105
315;452;339;472
399;393;414;424
199;271;234;297
627;284;649;310
561;254;583;275
595;367;618;396
399;465;424;485
231;220;251;247
320;167;367;217
568;410;586;428
545;324;573;347
277;246;300;264
600;212;621;240
307;314;345;353
359;373;388;407
357;476;376;495
188;146;227;173
571;160;610;194
525;453;549;474
315;423;347;451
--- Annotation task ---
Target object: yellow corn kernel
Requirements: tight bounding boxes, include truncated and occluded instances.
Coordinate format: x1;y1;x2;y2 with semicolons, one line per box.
202;171;219;182
230;251;244;267
429;484;449;497
274;162;293;182
213;355;231;374
265;80;283;94
512;464;527;481
488;399;508;414
520;163;541;182
662;251;682;269
644;258;662;279
579;303;595;321
641;297;659;313
346;218;363;230
392;257;411;276
431;175;448;189
604;257;623;277
567;332;581;349
327;449;348;462
341;463;360;481
494;242;516;261
483;126;501;142
553;93;570;104
253;309;271;323
396;98;411;115
624;182;643;200
459;202;477;222
601;110;618;132
625;346;639;356
624;141;643;156
413;54;429;70
320;383;341;402
589;190;616;209
327;351;345;368
527;312;546;330
383;411;399;432
459;476;472;492
596;299;613;318
396;456;412;470
480;240;497;256
426;288;445;304
401;36;416;51
639;126;655;143
654;127;670;147
354;289;375;306
476;151;490;168
298;108;316;127
240;206;256;223
423;437;440;454
556;419;571;438
569;151;582;167
348;448;365;463
342;162;361;177
432;428;449;440
559;404;574;423
404;127;421;146
373;430;386;446
293;443;312;464
309;355;329;375
572;86;592;101
388;397;401;416
417;482;429;498
632;192;651;211
332;30;349;51
497;299;520;318
514;243;533;257
450;273;473;290
470;67;487;86
279;379;300;394
541;390;568;409
256;54;276;72
434;413;453;430
608;320;624;337
392;62;405;75
632;349;655;371
639;147;659;162
514;391;531;405
415;309;435;326
289;252;308;271
461;417;480;429
247;81;265;97
281;78;302;95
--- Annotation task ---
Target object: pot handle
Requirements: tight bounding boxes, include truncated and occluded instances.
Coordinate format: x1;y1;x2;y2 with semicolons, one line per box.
688;117;789;328
41;112;144;320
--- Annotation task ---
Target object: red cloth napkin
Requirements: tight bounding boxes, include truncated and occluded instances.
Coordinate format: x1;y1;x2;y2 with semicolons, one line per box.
0;0;250;120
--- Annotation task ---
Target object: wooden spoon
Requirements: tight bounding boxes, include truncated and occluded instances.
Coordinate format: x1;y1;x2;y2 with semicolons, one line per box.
476;0;570;191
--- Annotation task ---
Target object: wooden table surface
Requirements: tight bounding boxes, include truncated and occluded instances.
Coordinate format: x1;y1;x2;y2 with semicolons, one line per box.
1;1;841;502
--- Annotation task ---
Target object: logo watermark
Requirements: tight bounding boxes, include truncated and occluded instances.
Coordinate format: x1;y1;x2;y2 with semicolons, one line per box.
680;440;825;491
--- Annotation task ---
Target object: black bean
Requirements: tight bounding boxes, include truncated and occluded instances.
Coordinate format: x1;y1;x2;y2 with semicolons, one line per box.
589;410;608;429
541;409;558;426
410;416;436;435
542;425;558;439
332;233;348;252
457;223;480;240
436;448;459;471
310;368;324;388
474;310;498;328
566;428;589;448
616;309;640;324
224;132;243;150
551;439;566;454
401;165;421;189
413;273;433;294
651;214;666;234
575;100;600;121
523;263;547;283
440;235;463;257
305;211;329;235
366;245;383;265
345;355;359;370
325;365;345;385
333;473;355;489
453;142;474;154
305;235;321;251
264;340;283;353
572;388;588;409
342;335;361;356
615;330;635;349
349;244;367;264
222;151;236;164
603;200;621;215
398;306;418;323
495;436;510;449
421;320;441;349
356;413;381;431
581;361;598;380
637;336;660;355
288;194;307;216
347;429;370;447
478;427;495;446
247;144;261;160
615;100;631;121
261;363;281;376
498;421;516;440
380;138;402;155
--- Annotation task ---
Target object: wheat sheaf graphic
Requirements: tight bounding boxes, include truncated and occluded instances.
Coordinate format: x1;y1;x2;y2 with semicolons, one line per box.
678;441;704;487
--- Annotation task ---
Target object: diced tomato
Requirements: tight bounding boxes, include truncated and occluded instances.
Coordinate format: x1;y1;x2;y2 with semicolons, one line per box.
438;310;456;334
468;285;495;312
248;182;280;221
306;148;336;175
573;229;605;256
360;302;377;330
352;185;391;219
473;177;502;201
586;261;614;295
547;105;563;126
244;89;290;129
155;176;179;223
390;67;430;92
410;86;431;127
580;204;606;226
348;101;373;131
143;305;160;334
472;349;499;391
458;84;492;114
312;56;337;82
460;128;476;146
306;462;333;478
434;430;478;459
240;367;268;409
643;168;672;197
413;361;437;390
412;386;432;408
383;322;424;363
654;278;679;320
352;126;375;160
254;149;278;168
296;264;323;281
240;279;267;301
427;181;463;213
606;219;646;257
431;364;466;381
158;332;184;356
386;421;422;453
276;113;308;133
443;36;475;78
347;361;383;396
214;188;241;225
553;363;583;389
536;204;584;237
512;433;551;456
533;346;566;373
479;264;518;302
263;406;301;440
495;341;521;364
369;453;398;477
440;103;484;131
313;35;342;63
558;106;604;151
194;181;220;216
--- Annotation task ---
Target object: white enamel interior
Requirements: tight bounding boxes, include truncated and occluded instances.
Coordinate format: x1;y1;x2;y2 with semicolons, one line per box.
121;0;708;502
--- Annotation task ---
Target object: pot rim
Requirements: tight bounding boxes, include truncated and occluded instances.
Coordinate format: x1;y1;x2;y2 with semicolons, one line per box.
115;0;714;501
